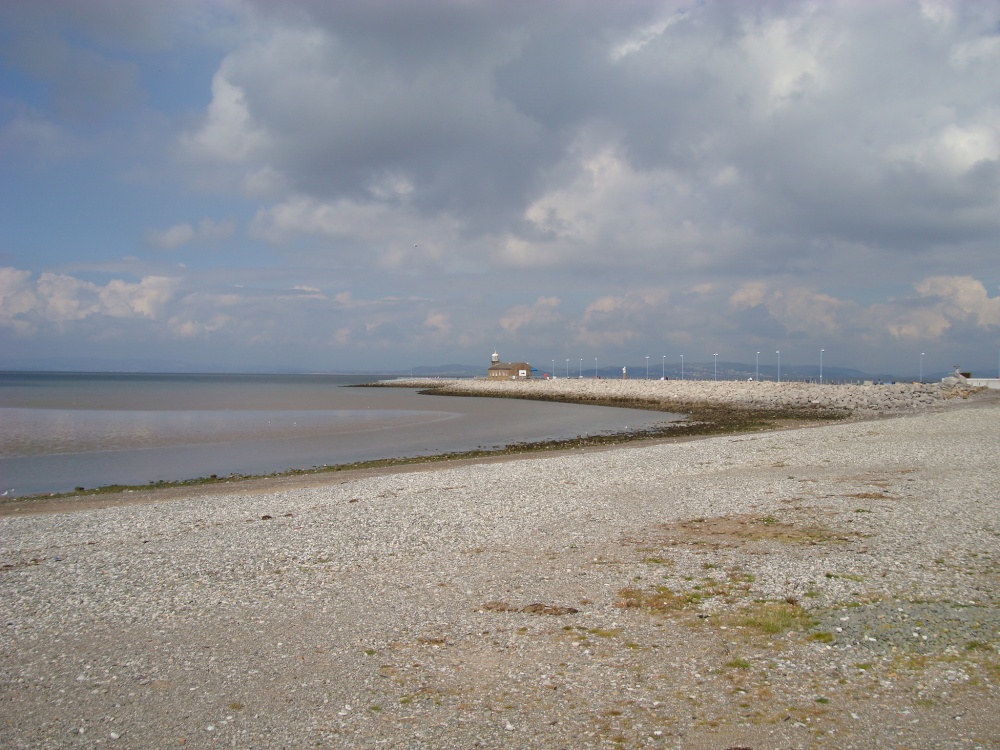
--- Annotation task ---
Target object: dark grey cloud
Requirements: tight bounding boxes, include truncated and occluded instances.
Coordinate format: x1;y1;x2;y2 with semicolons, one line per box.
200;1;1000;269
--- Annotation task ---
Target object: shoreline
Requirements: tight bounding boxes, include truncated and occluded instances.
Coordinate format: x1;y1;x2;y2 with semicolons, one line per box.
2;378;991;515
2;385;997;748
0;412;838;518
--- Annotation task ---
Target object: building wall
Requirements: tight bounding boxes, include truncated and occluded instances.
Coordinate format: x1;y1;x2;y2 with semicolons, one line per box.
967;378;1000;390
488;362;531;379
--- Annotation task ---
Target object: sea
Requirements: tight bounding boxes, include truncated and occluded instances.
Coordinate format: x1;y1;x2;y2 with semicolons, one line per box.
0;372;678;498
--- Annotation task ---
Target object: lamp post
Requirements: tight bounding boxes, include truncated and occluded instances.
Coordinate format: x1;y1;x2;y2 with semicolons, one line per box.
755;351;760;382
595;357;598;378
919;352;924;382
776;350;781;383
566;358;569;378
662;355;666;379
579;358;582;378
713;353;718;381
820;349;824;384
680;354;684;380
645;355;650;380
552;359;555;379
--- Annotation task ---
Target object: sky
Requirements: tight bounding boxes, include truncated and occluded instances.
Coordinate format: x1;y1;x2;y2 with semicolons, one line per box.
2;0;999;378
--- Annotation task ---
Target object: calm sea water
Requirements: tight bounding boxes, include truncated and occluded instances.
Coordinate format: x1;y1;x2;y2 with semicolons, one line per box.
0;372;677;498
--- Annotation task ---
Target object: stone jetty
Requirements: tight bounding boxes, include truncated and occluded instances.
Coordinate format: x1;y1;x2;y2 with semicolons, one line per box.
386;376;979;416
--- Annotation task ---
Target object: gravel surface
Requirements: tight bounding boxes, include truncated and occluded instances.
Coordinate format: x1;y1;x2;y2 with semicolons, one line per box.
1;385;998;749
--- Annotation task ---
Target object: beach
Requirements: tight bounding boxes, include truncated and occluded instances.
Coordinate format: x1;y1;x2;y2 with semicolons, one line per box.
1;381;998;749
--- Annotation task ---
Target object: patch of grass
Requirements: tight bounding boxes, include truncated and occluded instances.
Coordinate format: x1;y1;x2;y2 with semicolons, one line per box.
615;585;685;612
726;657;752;670
964;640;989;651
729;601;815;635
809;631;835;643
588;628;621;638
650;514;858;548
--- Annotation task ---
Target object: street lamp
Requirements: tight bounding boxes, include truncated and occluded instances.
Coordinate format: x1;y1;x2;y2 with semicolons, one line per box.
680;354;684;380
820;349;825;384
566;358;569;377
713;353;718;381
920;352;925;382
579;358;582;378
552;359;555;379
776;350;781;383
645;355;650;380
662;355;666;379
595;357;598;378
755;351;760;382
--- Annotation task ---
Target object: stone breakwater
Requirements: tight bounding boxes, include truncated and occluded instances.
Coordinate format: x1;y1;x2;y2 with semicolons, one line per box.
389;376;979;416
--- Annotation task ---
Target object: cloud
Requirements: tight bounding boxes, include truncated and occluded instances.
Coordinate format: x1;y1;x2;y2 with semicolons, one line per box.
727;276;1000;345
99;276;177;318
179;67;268;164
887;122;1000;176
0;106;79;165
0;266;38;334
144;219;236;249
499;296;561;335
145;224;195;250
577;289;672;348
729;284;850;336
914;275;1000;328
0;267;179;331
423;310;451;335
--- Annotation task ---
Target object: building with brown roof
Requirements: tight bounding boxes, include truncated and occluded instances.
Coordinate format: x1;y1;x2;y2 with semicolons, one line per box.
487;350;532;380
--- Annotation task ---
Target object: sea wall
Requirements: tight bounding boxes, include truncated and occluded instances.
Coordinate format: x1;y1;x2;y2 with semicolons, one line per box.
386;376;981;415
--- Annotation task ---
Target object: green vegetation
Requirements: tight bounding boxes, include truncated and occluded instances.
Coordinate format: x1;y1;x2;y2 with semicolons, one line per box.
728;601;815;635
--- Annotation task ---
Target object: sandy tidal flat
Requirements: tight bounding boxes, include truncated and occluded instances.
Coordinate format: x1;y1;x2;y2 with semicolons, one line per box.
1;387;998;749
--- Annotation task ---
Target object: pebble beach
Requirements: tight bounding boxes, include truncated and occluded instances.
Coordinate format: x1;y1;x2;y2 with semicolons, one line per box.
2;379;998;749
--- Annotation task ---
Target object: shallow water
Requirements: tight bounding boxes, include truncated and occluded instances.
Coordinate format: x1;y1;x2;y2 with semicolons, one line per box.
0;373;678;497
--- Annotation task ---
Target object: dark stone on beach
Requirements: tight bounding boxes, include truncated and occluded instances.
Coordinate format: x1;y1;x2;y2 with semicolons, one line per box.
520;603;580;616
481;601;580;615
